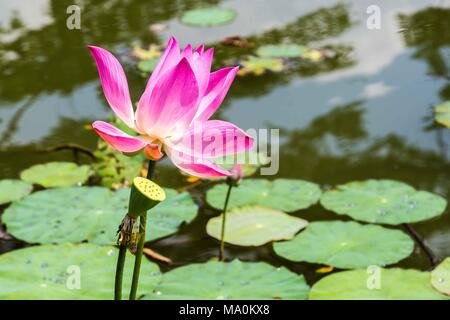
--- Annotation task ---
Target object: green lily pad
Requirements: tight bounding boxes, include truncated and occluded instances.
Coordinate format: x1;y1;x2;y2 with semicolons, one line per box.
309;268;448;300
0;243;161;299
137;58;159;73
206;179;321;212
320;179;447;225
145;260;309;300
180;8;236;27
206;206;308;246
435;101;450;128
20;162;92;188
431;257;450;296
3;186;196;245
238;57;285;76
3;187;129;245
274;221;414;269
146;188;198;241
0;179;32;205
211;149;270;179
256;44;308;58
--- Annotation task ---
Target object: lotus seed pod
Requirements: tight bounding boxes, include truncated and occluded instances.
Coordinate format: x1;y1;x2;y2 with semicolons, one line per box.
128;177;166;217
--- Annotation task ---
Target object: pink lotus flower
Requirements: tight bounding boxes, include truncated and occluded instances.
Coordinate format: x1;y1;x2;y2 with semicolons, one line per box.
89;37;253;178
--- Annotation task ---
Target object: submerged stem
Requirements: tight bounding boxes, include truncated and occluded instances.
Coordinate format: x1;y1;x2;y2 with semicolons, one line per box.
128;160;156;300
219;180;233;261
403;223;438;269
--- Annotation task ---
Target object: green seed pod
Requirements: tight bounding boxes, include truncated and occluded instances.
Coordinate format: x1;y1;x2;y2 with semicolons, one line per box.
128;177;166;217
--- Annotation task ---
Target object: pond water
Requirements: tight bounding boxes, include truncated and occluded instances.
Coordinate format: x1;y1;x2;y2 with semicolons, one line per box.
0;0;449;285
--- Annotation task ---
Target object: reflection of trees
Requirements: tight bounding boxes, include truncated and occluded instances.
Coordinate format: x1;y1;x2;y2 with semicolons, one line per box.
398;7;450;99
0;0;219;103
0;2;353;104
278;101;450;195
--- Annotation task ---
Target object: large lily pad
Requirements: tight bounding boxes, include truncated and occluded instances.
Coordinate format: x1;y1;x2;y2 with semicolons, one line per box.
431;257;450;296
274;221;414;269
309;268;448;300
238;57;285;76
3;187;129;245
0;243;161;299
3;186;196;245
320;179;447;225
0;179;32;205
180;8;236;27
256;44;308;58
20;162;92;188
434;101;450;128
206;179;321;212
146;188;198;241
206;206;308;246
145;260;309;300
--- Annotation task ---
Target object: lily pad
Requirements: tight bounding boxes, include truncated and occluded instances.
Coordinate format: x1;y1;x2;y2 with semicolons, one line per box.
0;243;161;299
256;44;308;58
435;101;450;128
320;179;447;225
206;206;308;246
20;162;92;188
238;57;285;76
145;260;309;300
309;268;448;300
146;188;198;241
3;187;129;245
180;8;236;27
274;221;414;269
0;179;32;205
137;58;159;73
3;186;197;244
206;179;321;212
431;257;450;296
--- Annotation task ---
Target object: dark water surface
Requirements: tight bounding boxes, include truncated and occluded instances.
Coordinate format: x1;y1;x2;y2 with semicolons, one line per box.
0;0;449;285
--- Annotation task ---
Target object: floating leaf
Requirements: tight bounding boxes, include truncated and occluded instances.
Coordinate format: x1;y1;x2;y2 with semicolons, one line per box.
146;189;198;241
431;257;450;296
0;243;161;299
3;187;197;244
238;57;285;76
256;44;308;58
320;179;447;225
434;101;450;128
211;149;270;179
207;179;321;212
180;8;236;27
0;179;32;205
274;221;414;269
20;162;92;188
3;187;129;245
137;58;159;73
206;206;308;246
309;268;448;300
145;260;309;300
132;44;161;60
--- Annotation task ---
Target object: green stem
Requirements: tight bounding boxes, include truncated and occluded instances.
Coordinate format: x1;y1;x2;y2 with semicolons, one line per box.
219;180;233;261
129;214;147;300
128;160;156;300
114;244;127;300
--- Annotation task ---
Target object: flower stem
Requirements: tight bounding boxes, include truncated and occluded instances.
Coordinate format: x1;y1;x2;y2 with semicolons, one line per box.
114;244;126;300
129;214;147;300
128;160;156;300
219;180;233;261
